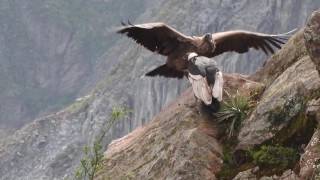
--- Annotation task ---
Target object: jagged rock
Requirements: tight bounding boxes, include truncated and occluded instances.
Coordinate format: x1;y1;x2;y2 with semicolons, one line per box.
305;9;320;74
238;34;320;150
306;98;320;124
233;169;299;180
233;168;258;180
278;170;299;180
299;129;320;179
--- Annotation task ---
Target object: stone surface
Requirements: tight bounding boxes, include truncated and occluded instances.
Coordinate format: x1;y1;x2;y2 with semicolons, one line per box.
233;169;299;180
306;98;320;124
233;168;258;180
238;40;320;150
299;129;320;179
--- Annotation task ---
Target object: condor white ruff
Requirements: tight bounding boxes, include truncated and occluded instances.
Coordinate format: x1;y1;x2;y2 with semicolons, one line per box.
187;53;224;105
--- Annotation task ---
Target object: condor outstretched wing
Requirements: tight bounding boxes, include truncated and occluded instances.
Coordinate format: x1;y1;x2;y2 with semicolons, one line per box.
117;22;194;56
210;30;295;57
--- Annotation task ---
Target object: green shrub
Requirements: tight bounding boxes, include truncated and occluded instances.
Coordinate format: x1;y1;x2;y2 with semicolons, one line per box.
74;106;130;180
251;145;298;171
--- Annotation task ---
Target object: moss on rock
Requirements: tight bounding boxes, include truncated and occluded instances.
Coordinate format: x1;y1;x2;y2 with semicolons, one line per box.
251;145;299;174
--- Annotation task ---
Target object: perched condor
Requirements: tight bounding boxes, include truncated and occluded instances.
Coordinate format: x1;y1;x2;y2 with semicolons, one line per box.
187;52;223;105
117;22;295;78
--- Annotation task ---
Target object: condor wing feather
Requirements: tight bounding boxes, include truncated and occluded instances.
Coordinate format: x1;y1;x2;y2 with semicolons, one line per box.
210;29;296;57
117;22;194;56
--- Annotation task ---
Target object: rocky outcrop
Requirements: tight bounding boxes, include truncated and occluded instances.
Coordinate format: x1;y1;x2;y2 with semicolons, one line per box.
238;43;320;149
299;10;320;177
96;9;320;179
95;74;262;180
236;20;320;149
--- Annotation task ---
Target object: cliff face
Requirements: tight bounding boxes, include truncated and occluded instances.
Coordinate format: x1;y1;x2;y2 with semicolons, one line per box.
0;0;147;129
0;1;320;180
96;10;320;179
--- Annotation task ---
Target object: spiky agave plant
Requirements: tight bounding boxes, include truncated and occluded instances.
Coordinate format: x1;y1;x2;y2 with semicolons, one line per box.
214;91;251;138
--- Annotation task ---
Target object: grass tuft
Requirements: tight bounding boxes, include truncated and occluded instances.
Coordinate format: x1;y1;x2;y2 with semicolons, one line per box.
214;91;252;138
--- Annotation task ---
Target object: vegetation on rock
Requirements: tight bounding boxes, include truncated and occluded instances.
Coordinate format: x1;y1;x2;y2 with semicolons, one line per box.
251;145;299;173
215;91;253;138
74;106;130;180
268;95;306;126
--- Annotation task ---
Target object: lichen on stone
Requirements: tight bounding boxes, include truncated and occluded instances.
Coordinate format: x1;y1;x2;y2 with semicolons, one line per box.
267;95;305;126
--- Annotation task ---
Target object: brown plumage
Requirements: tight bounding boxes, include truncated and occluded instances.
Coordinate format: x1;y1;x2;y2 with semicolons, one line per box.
117;22;294;78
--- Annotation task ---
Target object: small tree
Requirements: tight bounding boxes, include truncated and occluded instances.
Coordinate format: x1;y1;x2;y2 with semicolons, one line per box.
74;106;130;180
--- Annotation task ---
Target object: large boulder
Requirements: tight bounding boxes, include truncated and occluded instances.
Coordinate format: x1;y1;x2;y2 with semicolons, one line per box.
237;26;320;150
238;56;320;149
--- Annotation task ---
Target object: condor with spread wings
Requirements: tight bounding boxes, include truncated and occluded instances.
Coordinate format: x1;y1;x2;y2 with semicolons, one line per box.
118;22;294;78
